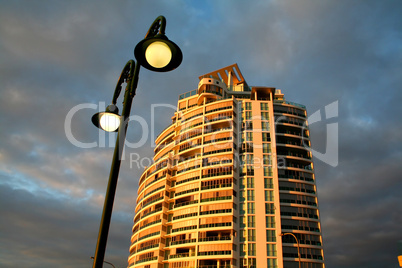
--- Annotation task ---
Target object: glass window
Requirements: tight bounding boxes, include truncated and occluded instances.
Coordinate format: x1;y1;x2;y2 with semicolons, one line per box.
248;229;256;241
266;230;276;242
247;190;255;201
264;166;272;177
266;216;276;228
246;154;254;164
265;203;275;214
247;202;255;214
267;244;277;256
263;154;271;165
265;190;274;201
261;103;269;111
246;132;253;141
263;143;271;154
247;177;255;188
262;121;270;131
261;111;269;120
262;132;271;142
267;258;277;268
248;243;256;256
264;178;273;189
248;216;255;227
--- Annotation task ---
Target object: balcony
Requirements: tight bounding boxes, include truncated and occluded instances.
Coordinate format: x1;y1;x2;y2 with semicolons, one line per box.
199;222;232;228
169;238;197;246
135;256;157;264
173;199;199;209
198;236;231;242
201;196;232;203
198;250;231;256
169;251;196;259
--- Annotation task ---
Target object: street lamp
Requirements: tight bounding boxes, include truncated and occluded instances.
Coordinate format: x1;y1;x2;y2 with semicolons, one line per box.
90;257;116;268
280;232;301;268
91;15;182;268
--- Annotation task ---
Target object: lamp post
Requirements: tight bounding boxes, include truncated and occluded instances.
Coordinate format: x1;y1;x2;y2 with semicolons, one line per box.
280;232;301;268
90;257;116;268
91;15;182;268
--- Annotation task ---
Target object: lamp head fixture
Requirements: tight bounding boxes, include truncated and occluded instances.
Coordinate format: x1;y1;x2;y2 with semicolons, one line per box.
134;16;182;72
134;33;182;72
91;104;121;132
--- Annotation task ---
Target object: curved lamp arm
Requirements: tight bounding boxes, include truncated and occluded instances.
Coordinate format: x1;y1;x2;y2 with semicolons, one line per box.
144;15;166;39
111;59;137;105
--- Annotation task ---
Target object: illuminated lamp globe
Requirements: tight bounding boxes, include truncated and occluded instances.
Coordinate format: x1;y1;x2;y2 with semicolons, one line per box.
145;41;172;68
91;104;121;132
134;34;182;72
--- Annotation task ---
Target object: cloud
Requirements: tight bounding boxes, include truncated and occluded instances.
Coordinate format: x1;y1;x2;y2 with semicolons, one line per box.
0;0;401;268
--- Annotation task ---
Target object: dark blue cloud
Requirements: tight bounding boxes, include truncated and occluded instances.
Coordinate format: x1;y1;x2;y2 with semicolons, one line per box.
0;1;401;267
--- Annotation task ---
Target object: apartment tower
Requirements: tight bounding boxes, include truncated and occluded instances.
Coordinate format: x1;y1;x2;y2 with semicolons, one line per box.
128;64;325;268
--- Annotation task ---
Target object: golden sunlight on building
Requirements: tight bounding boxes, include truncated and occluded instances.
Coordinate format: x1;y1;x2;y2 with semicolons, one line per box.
128;64;325;268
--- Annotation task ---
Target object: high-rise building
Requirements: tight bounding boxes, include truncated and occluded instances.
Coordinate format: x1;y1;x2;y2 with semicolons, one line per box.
128;64;325;268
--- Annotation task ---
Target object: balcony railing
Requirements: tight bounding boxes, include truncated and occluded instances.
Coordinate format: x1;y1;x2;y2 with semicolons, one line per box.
135;256;157;264
201;170;232;178
198;250;231;256
141;206;163;219
199;222;232;228
201;196;232;203
198;236;231;242
169;252;196;259
138;231;160;242
169;238;197;246
136;243;159;253
173;199;199;209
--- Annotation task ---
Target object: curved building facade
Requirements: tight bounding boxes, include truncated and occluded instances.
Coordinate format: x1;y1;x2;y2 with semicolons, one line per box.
128;64;325;268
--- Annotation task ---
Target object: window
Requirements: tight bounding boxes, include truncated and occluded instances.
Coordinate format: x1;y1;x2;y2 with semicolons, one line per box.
247;166;254;176
248;216;255;227
247;202;255;214
265;190;274;201
247;177;255;188
261;102;269;110
245;111;252;120
245;102;252;110
266;230;276;242
247;190;255;201
262;133;271;142
266;216;276;228
248;229;256;241
248;243;256;256
267;258;277;268
265;203;275;214
246;132;253;141
262;121;270;131
261;111;269;120
245;154;254;165
263;154;271;165
264;166;272;177
263;143;271;154
264;178;273;189
267;244;277;256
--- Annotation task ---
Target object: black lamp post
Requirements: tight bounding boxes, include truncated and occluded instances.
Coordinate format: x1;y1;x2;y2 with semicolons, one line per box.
91;15;182;268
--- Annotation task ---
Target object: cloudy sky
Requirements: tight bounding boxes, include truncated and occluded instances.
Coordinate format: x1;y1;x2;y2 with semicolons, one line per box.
1;0;401;267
